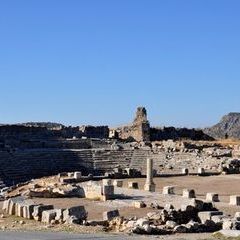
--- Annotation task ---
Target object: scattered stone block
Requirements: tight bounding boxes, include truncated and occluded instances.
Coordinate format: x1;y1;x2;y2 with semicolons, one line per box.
8;197;25;215
22;204;38;219
113;180;123;187
73;172;82;179
102;179;112;186
223;219;240;230
102;185;114;200
164;204;174;211
182;168;189;175
230;196;240;206
63;206;87;223
235;212;240;221
198;167;205;175
32;205;54;221
55;209;65;222
212;215;228;224
103;209;119;221
2;199;10;212
182;189;196;199
162;186;175;195
166;220;178;229
132;201;146;209
206;193;219;202
42;209;57;224
174;225;188;233
67;172;74;177
198;211;223;224
128;182;139;189
113;167;122;174
58;172;67;178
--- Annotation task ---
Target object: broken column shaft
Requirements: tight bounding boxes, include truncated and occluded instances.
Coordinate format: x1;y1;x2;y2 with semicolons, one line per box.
144;158;156;192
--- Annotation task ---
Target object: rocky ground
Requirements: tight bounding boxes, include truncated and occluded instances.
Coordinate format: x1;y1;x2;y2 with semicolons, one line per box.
1;174;240;238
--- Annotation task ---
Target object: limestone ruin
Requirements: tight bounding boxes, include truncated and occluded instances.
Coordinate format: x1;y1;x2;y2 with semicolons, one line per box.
1;107;240;237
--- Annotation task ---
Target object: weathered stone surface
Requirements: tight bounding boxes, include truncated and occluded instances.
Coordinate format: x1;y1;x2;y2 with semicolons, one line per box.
182;168;189;175
174;225;188;233
206;193;219;202
128;182;139;189
132;201;146;209
182;189;196;199
230;195;240;206
22;204;38;219
166;220;177;229
198;211;223;224
162;186;174;195
113;180;123;187
144;158;155;192
8;197;25;215
102;179;112;186
222;219;240;230
103;209;119;221
73;172;82;179
32;205;54;221
53;209;63;222
16;200;34;217
63;206;87;224
42;209;57;224
198;167;205;175
235;212;240;221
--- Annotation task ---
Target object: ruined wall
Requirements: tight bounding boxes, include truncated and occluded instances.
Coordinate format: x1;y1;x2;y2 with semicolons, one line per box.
117;107;150;142
79;125;109;139
150;127;214;141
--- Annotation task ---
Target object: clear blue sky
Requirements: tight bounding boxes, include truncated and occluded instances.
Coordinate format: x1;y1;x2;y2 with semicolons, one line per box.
0;1;240;128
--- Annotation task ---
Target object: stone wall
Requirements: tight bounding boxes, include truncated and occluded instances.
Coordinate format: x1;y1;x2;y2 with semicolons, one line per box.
79;125;109;139
150;127;214;141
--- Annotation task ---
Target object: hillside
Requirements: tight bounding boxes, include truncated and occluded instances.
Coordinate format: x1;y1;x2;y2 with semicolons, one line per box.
204;113;240;139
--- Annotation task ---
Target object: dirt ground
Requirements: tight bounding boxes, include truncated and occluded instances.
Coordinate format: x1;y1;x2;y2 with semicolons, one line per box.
121;174;240;216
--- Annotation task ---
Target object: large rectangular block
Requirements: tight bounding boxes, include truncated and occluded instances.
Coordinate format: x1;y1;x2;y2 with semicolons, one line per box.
23;204;39;219
128;182;138;189
8;197;25;215
103;209;119;221
182;189;196;199
198;211;223;223
162;186;175;195
230;196;240;206
32;204;54;221
102;185;114;196
113;180;123;187
102;179;112;186
206;193;219;202
42;209;57;224
63;206;87;223
2;199;10;212
74;172;82;179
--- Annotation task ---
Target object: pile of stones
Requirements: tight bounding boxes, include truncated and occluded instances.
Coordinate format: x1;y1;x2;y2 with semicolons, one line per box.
2;197;87;225
220;159;240;174
107;199;224;235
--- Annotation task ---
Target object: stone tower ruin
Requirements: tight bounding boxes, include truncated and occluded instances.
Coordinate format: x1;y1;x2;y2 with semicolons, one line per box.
117;107;150;142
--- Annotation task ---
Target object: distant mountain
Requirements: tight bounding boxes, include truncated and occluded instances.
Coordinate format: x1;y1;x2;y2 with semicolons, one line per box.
204;113;240;139
20;122;65;130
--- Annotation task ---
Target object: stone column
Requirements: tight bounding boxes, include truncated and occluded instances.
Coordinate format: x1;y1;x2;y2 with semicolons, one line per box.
144;158;155;192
